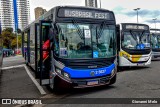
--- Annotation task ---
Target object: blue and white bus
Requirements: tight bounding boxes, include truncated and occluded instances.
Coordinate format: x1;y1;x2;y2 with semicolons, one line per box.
117;23;152;67
150;29;160;59
22;6;117;89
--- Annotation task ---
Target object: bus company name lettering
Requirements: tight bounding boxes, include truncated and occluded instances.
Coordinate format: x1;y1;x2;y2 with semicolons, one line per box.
65;10;109;19
91;69;106;75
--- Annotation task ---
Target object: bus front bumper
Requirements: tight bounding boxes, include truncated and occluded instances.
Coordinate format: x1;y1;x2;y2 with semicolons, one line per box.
54;70;116;88
119;56;151;67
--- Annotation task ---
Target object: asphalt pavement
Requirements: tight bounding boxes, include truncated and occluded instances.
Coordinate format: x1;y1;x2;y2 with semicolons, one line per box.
44;59;160;107
0;56;42;99
0;67;41;98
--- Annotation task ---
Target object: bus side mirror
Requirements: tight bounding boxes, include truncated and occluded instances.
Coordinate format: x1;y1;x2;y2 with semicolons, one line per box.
51;43;54;50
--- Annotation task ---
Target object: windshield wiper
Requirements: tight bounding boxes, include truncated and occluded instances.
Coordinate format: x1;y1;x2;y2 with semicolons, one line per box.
56;24;63;36
97;21;106;39
140;30;145;37
71;19;84;40
129;30;139;44
139;30;146;44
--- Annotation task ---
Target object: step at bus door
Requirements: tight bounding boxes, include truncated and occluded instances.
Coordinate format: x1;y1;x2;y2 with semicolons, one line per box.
39;20;52;85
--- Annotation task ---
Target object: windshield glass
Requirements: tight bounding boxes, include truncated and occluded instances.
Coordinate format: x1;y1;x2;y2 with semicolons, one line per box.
54;23;116;59
151;34;160;49
122;31;150;49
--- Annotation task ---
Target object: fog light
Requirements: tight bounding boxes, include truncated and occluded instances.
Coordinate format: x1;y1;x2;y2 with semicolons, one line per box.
64;72;69;78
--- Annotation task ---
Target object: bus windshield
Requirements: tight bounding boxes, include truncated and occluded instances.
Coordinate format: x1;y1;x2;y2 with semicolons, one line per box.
54;23;116;59
151;34;160;49
122;31;150;49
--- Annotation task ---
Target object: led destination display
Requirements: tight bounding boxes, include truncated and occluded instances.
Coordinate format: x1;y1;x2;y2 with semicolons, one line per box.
123;24;149;30
58;8;114;20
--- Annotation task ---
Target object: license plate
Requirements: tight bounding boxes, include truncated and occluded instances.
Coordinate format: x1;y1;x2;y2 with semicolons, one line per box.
141;58;147;61
87;80;98;86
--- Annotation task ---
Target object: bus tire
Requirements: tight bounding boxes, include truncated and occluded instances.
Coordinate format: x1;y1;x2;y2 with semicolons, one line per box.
109;74;116;85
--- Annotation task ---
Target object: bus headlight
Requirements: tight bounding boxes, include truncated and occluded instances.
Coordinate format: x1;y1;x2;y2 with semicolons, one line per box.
55;67;70;80
123;54;128;59
64;72;70;78
56;68;62;74
114;59;117;66
111;69;116;77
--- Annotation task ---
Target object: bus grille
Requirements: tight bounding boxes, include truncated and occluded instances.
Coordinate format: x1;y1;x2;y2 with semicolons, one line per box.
55;56;115;69
66;59;113;69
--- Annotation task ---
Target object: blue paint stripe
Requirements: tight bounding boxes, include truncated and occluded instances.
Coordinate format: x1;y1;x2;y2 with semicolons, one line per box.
63;64;115;78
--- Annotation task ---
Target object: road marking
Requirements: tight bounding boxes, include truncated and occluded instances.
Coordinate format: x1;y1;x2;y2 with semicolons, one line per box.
24;65;47;95
2;64;25;70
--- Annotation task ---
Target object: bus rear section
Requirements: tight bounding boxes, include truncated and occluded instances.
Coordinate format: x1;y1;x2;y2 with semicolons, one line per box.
117;23;152;67
150;29;160;60
22;6;117;89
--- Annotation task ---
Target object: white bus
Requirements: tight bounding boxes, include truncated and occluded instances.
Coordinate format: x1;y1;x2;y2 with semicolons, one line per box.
117;23;151;67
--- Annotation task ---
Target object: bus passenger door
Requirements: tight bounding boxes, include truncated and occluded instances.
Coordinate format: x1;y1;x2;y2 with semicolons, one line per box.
39;20;52;85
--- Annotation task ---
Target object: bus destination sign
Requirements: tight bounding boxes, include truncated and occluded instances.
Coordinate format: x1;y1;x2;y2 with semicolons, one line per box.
124;25;149;30
58;8;113;20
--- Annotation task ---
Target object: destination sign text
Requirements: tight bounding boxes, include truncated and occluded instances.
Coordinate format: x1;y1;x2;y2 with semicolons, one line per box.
58;8;113;20
125;25;149;30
